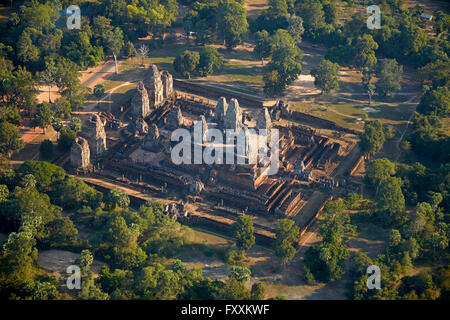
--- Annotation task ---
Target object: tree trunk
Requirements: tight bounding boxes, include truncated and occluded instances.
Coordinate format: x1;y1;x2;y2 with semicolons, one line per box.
368;94;372;105
113;53;118;75
48;85;52;103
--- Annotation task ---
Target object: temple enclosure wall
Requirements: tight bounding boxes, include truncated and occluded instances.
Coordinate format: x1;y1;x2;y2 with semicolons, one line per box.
173;80;264;108
282;110;361;135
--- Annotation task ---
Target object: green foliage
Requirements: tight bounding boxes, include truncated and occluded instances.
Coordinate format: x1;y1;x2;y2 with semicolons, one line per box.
16;279;58;300
173;50;200;79
53;98;72;119
305;200;352;283
286;14;304;44
76;250;94;274
407;113;449;162
254;30;272;62
0;184;8;203
250;282;266;300
274;218;300;264
365;158;396;188
360;120;385;156
50;176;103;210
34;102;54;134
229;266;251;282
213;277;251;300
354;34;378;85
0;121;24;157
310;59;340;94
79;272;109;300
376;59;403;97
416;86;450;117
18;161;65;190
232;215;255;251
376;176;406;226
198;46;223;76
0;231;38;283
58;127;77;150
104;189;130;210
217;0;249;49
263;30;303;96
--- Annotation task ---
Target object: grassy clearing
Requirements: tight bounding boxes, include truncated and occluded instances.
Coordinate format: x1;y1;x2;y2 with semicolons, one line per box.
244;0;269;19
289;100;365;131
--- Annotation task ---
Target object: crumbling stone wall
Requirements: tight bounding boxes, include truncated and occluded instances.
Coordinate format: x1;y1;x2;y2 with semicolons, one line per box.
70;137;90;168
161;70;173;99
224;98;242;131
146;64;165;108
83;114;107;158
131;81;151;118
166;106;184;130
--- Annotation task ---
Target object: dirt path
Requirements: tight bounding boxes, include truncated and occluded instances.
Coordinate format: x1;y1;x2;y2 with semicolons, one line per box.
75;80;136;114
394;95;420;162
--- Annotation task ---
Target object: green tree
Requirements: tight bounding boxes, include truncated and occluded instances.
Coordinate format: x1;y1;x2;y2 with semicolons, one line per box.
58;127;77;150
79;272;109;300
68;117;81;133
18;160;65;190
310;59;340;94
286;14;304;44
198;46;223;76
354;34;378;87
0;66;37;116
232;216;255;251
105;27;124;75
365;158;396;188
376;59;403;97
360;120;385;156
104;189;130;210
0;184;8;203
174;50;200;79
53;98;72;119
0;120;24;158
268;0;288;19
250;282;266;300
254;30;272;64
323;0;340;25
40;58;57;103
16;31;40;65
274;219;300;265
229;266;251;282
125;41;137;58
416;86;449;117
263;30;303;96
34;102;54;134
377;176;406;225
217;0;249;50
296;0;326;38
77;249;94;274
214;277;251;300
0;231;38;282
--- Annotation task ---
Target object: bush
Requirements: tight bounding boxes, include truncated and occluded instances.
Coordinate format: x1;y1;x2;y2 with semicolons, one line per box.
58;128;77;150
303;266;317;285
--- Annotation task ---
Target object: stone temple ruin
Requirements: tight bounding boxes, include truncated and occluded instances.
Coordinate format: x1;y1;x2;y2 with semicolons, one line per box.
146;64;174;108
81;114;107;158
67;64;358;245
131;81;150;119
70;137;90;169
